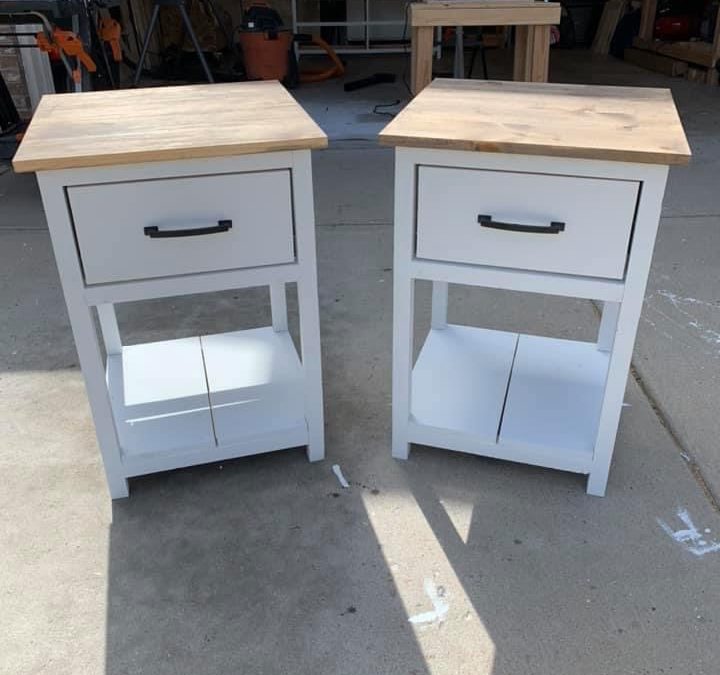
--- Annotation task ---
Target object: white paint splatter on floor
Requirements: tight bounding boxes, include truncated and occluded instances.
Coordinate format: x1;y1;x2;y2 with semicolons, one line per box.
408;578;450;626
657;507;720;557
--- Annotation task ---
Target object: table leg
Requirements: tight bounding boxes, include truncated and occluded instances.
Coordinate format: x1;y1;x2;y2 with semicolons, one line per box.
97;303;122;355
513;25;531;81
411;25;434;95
453;26;465;78
529;24;550;82
291;151;325;462
270;282;288;332
431;281;449;329
513;24;550;82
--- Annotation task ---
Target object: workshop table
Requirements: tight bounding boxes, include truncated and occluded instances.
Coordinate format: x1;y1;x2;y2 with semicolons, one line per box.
410;1;561;94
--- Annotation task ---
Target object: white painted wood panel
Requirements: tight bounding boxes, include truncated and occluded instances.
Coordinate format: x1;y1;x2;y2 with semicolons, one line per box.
411;324;518;442
201;328;307;447
499;334;609;459
416;166;639;279
68;170;295;284
107;337;215;458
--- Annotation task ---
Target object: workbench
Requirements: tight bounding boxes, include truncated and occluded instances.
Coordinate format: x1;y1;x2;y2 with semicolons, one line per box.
13;81;328;499
410;1;561;94
380;79;690;495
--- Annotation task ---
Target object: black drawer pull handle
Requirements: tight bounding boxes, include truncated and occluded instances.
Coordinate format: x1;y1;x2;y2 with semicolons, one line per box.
144;219;233;238
478;214;565;234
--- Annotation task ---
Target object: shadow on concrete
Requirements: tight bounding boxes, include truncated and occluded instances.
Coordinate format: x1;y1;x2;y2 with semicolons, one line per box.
105;452;432;675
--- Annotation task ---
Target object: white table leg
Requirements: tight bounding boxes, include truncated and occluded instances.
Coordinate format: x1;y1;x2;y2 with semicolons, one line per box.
431;281;449;329
270;282;288;332
292;151;325;461
597;301;620;353
392;150;417;459
38;174;128;498
587;166;668;496
97;303;122;355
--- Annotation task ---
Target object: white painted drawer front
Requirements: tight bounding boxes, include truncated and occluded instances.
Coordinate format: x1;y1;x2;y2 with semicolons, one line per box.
68;170;295;284
416;166;640;279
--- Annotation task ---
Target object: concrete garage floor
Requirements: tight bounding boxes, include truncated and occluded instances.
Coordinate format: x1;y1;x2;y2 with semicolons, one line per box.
1;50;720;674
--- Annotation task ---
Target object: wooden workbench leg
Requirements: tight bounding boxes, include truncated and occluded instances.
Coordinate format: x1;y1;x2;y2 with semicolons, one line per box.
291;151;325;462
529;25;551;82
270;282;288;332
412;25;434;95
513;25;532;81
431;281;449;329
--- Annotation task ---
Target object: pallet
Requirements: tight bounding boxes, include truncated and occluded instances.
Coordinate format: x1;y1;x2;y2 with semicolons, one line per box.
624;47;688;77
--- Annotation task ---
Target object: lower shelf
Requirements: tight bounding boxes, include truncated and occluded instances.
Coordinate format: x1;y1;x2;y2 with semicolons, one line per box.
410;324;610;473
107;326;308;476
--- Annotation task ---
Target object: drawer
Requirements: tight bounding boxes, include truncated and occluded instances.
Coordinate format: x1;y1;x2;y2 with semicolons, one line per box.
68;170;295;285
416;166;640;279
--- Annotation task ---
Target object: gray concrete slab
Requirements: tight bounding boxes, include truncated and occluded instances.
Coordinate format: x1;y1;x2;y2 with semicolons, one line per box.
3;49;720;675
2;224;720;675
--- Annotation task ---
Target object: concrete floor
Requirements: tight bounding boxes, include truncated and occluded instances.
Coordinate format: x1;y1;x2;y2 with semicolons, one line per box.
2;50;720;674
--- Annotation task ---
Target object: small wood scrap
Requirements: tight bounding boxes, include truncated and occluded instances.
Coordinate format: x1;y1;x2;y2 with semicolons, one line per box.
591;0;627;55
624;47;688;77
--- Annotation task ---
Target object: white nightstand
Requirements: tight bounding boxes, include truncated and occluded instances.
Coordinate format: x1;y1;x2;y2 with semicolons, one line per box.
380;80;691;496
13;81;328;499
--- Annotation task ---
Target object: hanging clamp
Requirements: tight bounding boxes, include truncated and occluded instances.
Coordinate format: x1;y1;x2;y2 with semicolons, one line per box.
99;18;123;63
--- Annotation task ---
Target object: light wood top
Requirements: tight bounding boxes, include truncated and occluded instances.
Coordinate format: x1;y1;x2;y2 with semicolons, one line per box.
13;81;328;173
411;1;560;26
379;79;691;165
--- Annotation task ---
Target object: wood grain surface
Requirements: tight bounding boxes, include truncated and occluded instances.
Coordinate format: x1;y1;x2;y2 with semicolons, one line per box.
13;81;328;173
379;79;691;165
410;1;560;27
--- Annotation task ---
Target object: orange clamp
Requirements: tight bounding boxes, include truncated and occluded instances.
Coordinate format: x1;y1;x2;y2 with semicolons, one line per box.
36;28;96;83
99;18;122;63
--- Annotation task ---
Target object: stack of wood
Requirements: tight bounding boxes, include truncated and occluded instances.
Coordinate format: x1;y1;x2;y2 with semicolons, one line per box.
591;0;627;56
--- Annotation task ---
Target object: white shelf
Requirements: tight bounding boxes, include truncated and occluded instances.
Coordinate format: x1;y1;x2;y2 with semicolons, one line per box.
202;328;307;447
411;324;517;442
499;334;609;470
409;325;608;473
107;327;308;476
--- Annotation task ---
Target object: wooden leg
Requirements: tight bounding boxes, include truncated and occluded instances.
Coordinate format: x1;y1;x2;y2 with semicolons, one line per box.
529;25;550;82
291;151;325;462
411;25;434;95
97;303;122;355
431;281;449;329
513;25;532;81
597;301;621;353
270;282;288;332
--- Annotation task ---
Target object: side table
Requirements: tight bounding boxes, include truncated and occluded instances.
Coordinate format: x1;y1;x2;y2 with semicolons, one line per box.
13;81;328;499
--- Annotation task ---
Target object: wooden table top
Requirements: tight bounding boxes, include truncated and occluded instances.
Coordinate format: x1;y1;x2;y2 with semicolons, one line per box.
13;81;328;173
379;79;691;165
411;1;561;26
